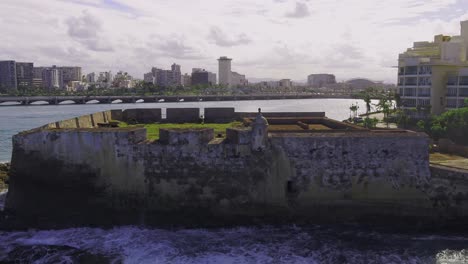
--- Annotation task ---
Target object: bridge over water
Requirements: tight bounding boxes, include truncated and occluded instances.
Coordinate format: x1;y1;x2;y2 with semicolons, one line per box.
0;93;352;106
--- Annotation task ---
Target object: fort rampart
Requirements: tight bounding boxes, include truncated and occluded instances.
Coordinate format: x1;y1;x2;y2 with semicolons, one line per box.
5;108;468;227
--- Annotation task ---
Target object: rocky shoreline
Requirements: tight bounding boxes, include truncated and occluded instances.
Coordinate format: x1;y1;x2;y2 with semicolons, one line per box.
0;163;9;192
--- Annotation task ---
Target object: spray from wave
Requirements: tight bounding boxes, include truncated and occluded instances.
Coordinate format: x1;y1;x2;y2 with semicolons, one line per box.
0;225;468;263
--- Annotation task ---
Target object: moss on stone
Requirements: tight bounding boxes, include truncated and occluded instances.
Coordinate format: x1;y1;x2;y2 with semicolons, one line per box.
0;163;9;191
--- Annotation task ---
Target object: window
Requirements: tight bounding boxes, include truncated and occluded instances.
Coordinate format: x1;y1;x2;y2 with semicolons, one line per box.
447;76;458;85
418;77;431;86
403;99;416;107
460;76;468;85
459;88;468;97
419;66;432;74
447;99;457;108
404;88;416;96
405;66;418;75
447;87;458;97
418;99;430;106
418;88;431;97
398;77;404;85
405;77;417;85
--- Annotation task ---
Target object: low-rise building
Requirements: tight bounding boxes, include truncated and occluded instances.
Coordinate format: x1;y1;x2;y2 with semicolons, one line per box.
191;68;216;86
307;74;336;88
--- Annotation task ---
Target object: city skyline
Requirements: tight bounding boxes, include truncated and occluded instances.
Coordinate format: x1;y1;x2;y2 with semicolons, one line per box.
1;0;468;83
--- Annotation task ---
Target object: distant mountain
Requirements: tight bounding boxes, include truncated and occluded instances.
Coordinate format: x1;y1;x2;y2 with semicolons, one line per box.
248;77;307;84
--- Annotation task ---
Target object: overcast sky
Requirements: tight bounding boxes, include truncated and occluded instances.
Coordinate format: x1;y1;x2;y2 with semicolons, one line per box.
1;0;468;83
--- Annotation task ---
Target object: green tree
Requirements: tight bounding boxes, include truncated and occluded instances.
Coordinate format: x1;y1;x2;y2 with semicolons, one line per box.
363;117;378;128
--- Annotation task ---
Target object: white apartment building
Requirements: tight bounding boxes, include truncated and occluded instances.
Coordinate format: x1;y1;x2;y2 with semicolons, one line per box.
218;56;232;87
218;56;248;88
231;71;247;87
398;20;468;115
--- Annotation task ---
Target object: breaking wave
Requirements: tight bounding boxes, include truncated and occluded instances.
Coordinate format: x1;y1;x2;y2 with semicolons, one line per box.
1;225;468;263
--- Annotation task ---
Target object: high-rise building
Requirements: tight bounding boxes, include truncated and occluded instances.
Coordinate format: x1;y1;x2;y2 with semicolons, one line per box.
144;72;155;84
171;63;182;86
61;67;82;86
398;20;468;115
218;56;232;87
113;71;133;88
86;72;96;83
16;62;34;89
191;68;216;86
42;66;62;91
307;74;336;88
0;60;18;92
146;64;182;87
182;73;191;87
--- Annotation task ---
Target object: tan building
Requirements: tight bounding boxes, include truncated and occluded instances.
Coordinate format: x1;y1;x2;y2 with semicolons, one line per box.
398;20;468;115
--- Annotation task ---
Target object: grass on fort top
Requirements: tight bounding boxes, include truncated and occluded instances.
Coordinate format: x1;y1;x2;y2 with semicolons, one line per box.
117;121;243;141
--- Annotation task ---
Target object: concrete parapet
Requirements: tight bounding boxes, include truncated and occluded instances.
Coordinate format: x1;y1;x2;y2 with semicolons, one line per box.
166;108;200;123
57;118;78;129
123;108;162;124
111;109;123;121
90;112;105;126
236;112;326;119
76;115;93;128
159;128;214;145
204;108;235;123
226;128;251;144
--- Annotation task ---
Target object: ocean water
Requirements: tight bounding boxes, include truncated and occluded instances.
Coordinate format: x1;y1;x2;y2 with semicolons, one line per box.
2;98;467;263
0;220;467;263
0;98;372;162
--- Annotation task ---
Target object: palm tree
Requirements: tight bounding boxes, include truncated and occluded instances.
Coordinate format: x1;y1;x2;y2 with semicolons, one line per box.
363;93;372;115
349;103;359;121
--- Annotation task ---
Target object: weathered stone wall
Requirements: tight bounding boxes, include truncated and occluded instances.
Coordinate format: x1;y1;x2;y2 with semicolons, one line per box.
7;116;468;227
429;165;468;215
166;108;200;123
204;108;235;123
159;128;214;145
270;132;432;212
123;108;162;123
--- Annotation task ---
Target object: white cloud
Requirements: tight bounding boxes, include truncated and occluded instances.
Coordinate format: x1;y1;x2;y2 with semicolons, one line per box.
0;0;466;83
285;2;310;18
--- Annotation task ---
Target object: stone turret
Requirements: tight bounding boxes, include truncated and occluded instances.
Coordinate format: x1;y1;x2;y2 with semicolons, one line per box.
251;108;269;151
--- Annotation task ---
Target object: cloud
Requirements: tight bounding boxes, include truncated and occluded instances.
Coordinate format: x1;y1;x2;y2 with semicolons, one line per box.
285;2;310;18
65;11;114;52
0;0;465;83
208;26;252;47
157;38;207;60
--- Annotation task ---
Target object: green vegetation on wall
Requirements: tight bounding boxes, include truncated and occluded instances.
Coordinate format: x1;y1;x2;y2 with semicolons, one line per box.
118;122;243;141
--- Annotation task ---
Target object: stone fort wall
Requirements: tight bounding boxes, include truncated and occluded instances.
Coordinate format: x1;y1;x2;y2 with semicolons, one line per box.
7;111;468;227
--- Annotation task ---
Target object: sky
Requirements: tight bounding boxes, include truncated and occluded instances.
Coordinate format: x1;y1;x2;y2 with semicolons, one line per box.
1;0;468;84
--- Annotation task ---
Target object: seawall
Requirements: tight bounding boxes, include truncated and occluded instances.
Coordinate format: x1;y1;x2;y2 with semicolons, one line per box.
4;108;468;228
